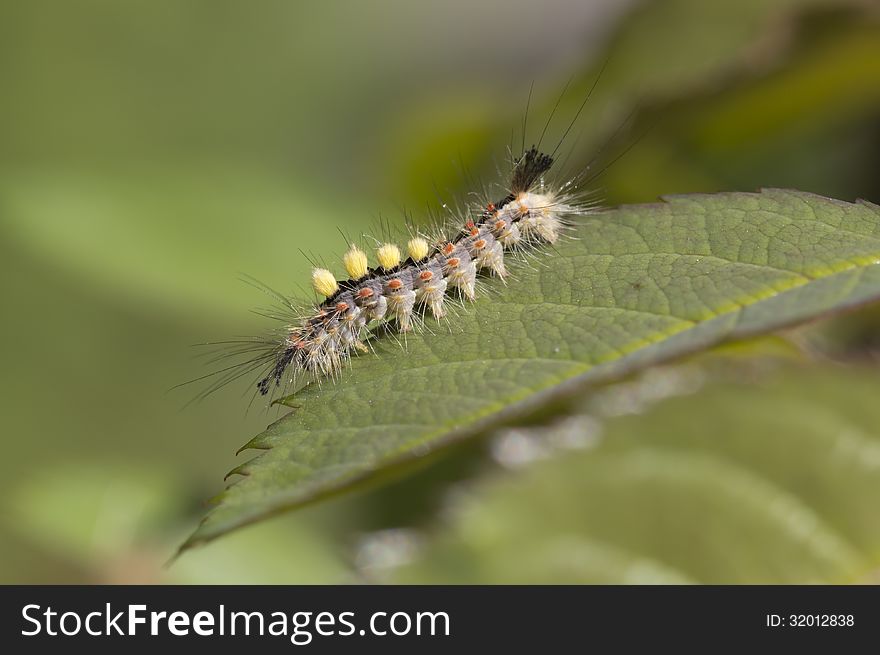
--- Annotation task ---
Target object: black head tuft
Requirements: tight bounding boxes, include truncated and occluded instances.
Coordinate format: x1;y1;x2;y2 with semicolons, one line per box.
510;146;554;194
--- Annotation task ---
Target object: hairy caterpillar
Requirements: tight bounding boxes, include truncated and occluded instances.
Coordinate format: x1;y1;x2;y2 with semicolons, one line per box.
258;146;582;396
184;79;620;407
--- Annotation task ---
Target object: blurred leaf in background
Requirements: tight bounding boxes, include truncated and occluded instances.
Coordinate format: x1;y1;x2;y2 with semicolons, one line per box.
390;364;880;584
1;0;879;583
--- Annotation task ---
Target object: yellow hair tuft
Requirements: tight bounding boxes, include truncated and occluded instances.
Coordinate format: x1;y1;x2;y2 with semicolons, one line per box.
407;237;430;261
311;268;339;298
376;243;401;270
342;245;369;279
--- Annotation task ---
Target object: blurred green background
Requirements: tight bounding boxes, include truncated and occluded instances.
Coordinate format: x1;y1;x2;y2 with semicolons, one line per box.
1;0;879;583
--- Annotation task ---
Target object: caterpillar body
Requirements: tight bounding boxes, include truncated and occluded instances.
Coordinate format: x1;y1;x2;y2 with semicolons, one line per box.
252;145;588;398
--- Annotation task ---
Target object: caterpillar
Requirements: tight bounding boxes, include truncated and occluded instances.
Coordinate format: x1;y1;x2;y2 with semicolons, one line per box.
183;79;620;408
249;145;589;400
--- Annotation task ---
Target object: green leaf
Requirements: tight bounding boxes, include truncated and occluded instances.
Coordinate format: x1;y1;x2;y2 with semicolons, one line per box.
391;365;880;583
183;189;880;550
